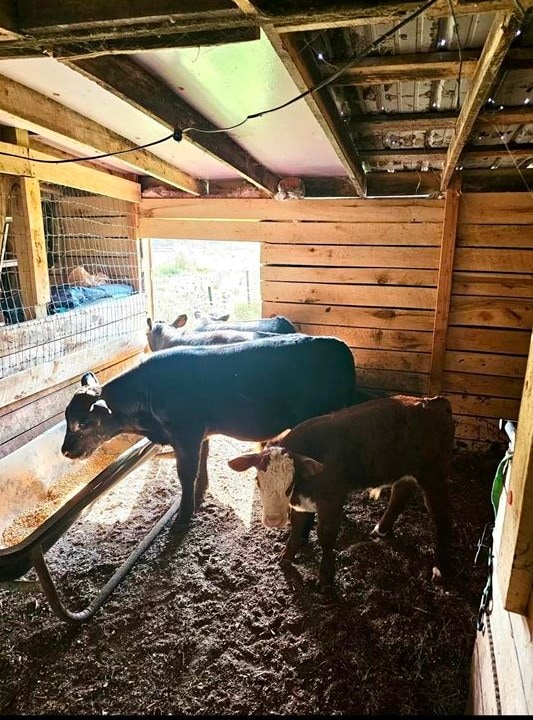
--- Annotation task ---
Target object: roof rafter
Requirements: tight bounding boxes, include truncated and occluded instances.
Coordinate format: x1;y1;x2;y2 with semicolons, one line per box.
231;0;367;196
332;50;480;86
65;55;280;197
351;106;533;134
0;73;203;195
0;27;260;60
440;10;524;190
260;0;533;33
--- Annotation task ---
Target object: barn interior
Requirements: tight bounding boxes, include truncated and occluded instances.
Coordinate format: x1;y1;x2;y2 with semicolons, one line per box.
0;0;532;715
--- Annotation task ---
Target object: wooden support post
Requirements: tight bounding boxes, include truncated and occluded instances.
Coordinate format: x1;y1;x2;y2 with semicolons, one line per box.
428;174;461;395
498;328;533;615
2;127;49;320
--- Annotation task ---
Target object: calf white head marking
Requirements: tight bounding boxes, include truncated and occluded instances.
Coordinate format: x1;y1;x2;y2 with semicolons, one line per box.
227;447;295;528
256;447;295;527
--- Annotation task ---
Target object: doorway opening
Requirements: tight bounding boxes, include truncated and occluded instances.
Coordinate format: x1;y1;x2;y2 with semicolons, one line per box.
150;239;261;325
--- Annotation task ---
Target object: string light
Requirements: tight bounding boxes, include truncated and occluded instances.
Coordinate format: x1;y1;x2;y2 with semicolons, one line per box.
524;98;530;105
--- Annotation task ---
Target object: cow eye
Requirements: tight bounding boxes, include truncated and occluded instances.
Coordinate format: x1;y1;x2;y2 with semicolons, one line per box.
77;419;88;430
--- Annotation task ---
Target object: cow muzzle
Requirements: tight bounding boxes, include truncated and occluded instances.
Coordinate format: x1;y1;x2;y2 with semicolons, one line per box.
263;514;289;529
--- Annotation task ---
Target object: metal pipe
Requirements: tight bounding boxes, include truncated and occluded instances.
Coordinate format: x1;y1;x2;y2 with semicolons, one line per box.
19;437;182;622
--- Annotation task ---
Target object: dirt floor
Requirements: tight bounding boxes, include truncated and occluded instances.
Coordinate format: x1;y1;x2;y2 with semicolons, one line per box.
0;435;503;716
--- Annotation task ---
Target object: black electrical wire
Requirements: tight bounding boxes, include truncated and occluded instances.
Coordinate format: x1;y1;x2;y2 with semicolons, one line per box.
0;0;440;164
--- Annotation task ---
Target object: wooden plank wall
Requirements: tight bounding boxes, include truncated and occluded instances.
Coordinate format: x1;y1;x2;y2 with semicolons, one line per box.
140;194;533;450
260;193;533;449
443;193;533;447
261;199;442;399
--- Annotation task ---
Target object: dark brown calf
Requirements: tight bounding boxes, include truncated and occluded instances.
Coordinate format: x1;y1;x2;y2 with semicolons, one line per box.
228;394;455;590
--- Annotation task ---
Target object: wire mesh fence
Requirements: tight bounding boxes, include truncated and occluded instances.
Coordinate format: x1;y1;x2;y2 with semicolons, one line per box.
0;181;145;381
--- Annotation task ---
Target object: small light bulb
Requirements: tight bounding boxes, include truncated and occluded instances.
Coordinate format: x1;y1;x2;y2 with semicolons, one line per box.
524;98;530;105
516;29;522;37
317;52;324;61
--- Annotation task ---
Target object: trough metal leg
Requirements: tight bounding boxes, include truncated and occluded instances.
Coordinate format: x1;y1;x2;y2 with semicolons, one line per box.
30;495;183;623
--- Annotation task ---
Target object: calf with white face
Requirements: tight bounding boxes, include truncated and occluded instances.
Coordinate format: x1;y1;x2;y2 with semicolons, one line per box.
228;395;455;591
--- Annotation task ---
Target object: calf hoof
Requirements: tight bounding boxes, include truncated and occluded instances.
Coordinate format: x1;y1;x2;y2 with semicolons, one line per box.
370;523;389;540
169;511;193;533
279;550;295;564
315;581;339;603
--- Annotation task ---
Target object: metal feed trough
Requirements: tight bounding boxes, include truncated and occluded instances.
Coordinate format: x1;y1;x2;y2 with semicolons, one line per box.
0;422;178;622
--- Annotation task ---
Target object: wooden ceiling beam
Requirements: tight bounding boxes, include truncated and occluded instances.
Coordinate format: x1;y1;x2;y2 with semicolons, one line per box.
440;10;523;190
351;106;533;135
363;148;448;164
0;73;203;195
231;0;366;195
331;46;531;88
271;33;367;195
362;143;533;164
66;56;279;196
0;27;260;60
333;50;480;86
15;1;240;33
265;1;533;33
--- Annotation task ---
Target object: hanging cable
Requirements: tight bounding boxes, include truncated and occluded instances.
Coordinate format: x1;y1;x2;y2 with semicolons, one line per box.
183;0;441;135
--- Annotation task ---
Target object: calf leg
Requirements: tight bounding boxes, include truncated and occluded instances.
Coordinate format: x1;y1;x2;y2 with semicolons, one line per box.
419;471;453;582
195;438;210;506
316;500;344;590
282;510;314;562
170;435;203;530
371;476;416;538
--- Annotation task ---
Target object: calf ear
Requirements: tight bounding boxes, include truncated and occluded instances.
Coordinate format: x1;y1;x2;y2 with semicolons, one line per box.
89;398;111;415
295;454;324;477
147;317;153;331
171;314;187;328
81;371;99;388
228;453;263;472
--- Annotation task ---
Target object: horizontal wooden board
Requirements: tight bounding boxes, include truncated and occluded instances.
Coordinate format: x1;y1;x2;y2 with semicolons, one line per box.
443;371;524;399
446;327;532;355
261;244;440;269
261;265;438;287
459;194;533;226
296;323;433;352
455;248;533;273
354;348;431;373
448;297;533;329
140;218;443;245
444;351;528;378
452;273;533;299
262;301;434;331
0;142;140;203
444;393;521;420
141;198;445;224
457;224;533;248
357;368;428;394
261;280;436;310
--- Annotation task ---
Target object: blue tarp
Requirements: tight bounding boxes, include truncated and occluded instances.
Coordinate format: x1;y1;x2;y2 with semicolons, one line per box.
48;283;134;314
